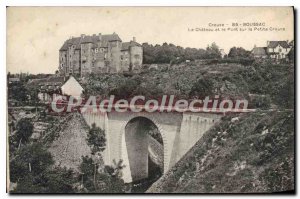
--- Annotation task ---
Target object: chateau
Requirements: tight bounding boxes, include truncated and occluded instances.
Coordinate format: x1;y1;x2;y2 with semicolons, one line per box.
59;33;143;77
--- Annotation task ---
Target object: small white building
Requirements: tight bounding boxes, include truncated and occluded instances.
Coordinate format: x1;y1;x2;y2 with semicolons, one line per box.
266;41;292;60
61;76;84;99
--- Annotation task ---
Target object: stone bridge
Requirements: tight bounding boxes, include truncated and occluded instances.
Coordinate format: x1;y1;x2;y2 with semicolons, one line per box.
81;110;223;183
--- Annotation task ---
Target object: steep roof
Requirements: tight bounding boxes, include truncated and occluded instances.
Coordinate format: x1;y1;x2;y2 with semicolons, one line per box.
61;76;84;98
59;33;122;51
267;41;290;49
121;41;142;51
251;47;267;56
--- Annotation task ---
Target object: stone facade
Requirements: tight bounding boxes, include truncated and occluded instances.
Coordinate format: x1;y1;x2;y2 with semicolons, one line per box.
59;33;143;77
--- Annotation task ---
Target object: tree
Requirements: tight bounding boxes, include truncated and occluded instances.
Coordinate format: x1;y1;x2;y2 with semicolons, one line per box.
288;47;294;62
86;123;106;155
79;156;125;193
8;82;28;103
10;143;54;183
104;159;126;178
228;47;251;58
189;77;214;98
206;42;221;59
108;79;140;99
14;118;34;148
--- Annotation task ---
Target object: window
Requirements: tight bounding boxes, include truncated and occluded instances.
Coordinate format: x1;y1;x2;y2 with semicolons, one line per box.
95;48;98;53
104;53;107;60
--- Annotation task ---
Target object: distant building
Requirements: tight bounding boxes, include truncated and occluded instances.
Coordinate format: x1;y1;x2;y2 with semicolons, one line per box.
251;40;293;60
251;46;267;59
37;76;65;103
266;41;291;60
59;33;143;77
27;76;65;103
219;49;227;58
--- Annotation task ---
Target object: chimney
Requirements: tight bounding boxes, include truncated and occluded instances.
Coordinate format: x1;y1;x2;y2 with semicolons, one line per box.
267;40;270;46
133;37;136;42
98;33;102;40
81;34;86;39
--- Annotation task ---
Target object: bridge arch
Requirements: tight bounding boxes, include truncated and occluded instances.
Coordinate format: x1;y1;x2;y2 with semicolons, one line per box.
117;112;169;182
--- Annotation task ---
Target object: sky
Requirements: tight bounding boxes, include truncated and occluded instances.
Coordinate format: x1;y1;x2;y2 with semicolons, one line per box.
7;7;294;74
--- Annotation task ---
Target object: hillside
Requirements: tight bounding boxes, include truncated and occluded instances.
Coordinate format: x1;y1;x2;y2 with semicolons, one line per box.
48;113;91;171
82;61;294;109
147;111;294;193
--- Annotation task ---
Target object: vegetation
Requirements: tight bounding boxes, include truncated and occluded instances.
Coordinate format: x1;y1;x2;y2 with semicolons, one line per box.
8;82;28;103
80;122;125;193
86;123;106;155
142;42;221;64
79;157;125;193
9;118;34;155
83;61;294;110
228;47;251;58
10;142;77;193
148;111;294;193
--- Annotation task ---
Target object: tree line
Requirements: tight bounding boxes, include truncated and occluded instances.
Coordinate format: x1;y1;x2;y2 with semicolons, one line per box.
142;42;254;64
142;42;223;64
